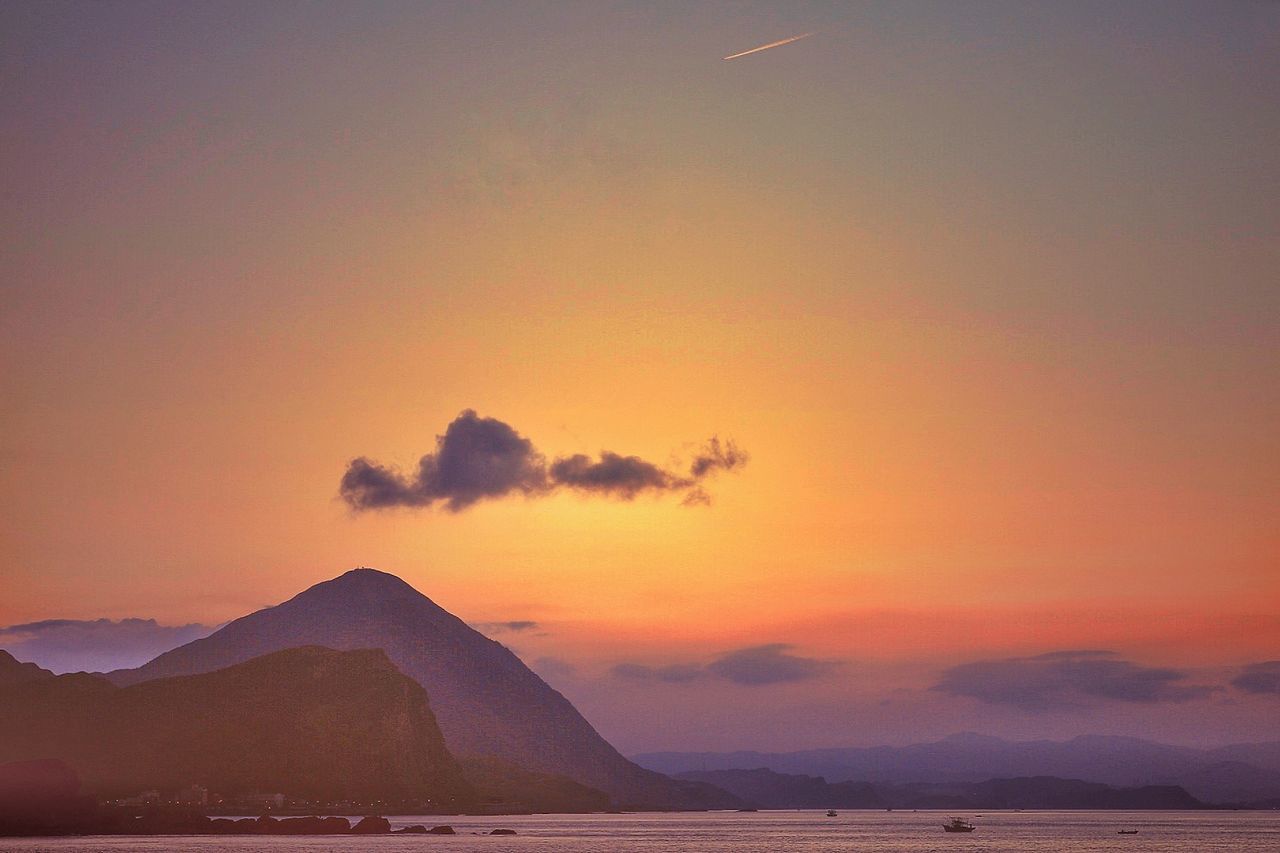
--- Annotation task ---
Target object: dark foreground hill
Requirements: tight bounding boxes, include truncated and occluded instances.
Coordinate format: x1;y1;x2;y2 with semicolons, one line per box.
678;767;1204;809
0;646;470;806
108;568;734;810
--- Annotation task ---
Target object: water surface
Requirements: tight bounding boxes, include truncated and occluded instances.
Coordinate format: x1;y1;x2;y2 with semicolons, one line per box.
5;810;1278;852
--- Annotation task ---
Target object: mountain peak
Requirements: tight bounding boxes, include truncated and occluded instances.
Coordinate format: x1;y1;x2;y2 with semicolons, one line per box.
303;567;427;602
331;566;414;587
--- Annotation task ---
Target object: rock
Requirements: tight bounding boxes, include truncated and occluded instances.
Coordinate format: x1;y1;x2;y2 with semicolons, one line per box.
319;816;351;833
393;824;427;834
489;828;517;835
351;815;392;834
427;824;457;834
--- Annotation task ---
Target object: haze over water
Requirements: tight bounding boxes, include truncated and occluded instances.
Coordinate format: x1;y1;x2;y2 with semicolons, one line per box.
5;812;1278;852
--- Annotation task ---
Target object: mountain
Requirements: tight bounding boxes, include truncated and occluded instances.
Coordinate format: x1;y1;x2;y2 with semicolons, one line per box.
676;768;883;809
675;768;1203;810
634;732;1280;804
108;568;735;810
0;651;56;687
1206;742;1280;775
0;646;471;805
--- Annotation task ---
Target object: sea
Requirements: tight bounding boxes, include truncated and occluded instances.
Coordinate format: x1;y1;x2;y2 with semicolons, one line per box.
3;810;1277;853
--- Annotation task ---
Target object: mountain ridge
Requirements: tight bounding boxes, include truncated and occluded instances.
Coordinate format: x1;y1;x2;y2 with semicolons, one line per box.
634;732;1280;804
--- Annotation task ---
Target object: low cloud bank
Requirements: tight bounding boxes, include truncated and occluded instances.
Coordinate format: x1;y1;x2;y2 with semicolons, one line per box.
0;618;215;674
613;643;840;687
932;650;1215;711
1232;661;1280;695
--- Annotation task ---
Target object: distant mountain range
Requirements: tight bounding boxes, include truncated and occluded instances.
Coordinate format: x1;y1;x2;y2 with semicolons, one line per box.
677;768;1203;810
0;646;470;805
105;568;734;811
635;732;1280;805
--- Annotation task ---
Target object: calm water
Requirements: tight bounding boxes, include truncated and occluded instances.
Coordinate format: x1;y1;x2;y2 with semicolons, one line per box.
3;811;1278;852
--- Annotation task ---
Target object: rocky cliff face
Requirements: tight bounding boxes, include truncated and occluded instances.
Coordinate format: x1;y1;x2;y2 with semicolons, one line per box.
108;568;735;809
0;646;471;805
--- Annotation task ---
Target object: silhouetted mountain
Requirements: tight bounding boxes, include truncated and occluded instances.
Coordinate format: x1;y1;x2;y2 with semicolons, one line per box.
1206;741;1280;774
676;768;1202;810
459;756;611;813
0;651;56;687
676;768;883;809
108;568;736;810
0;646;471;805
635;732;1280;804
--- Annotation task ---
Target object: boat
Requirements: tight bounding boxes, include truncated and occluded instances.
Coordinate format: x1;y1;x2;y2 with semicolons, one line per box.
1118;829;1139;835
825;809;837;817
942;817;976;833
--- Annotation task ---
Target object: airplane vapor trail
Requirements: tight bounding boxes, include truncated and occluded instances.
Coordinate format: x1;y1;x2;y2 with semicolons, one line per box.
722;32;815;61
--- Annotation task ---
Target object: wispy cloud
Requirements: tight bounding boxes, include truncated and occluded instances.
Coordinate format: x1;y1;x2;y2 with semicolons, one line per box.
472;620;540;636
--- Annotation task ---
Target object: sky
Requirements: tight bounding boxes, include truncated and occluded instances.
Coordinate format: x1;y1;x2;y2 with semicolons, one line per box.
2;1;1278;752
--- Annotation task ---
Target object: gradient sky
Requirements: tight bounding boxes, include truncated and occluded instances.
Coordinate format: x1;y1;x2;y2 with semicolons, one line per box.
2;1;1278;751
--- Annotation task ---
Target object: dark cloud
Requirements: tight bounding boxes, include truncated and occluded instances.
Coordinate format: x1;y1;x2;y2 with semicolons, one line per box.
340;410;548;512
549;452;687;498
706;643;840;686
341;410;747;512
1231;661;1280;695
932;650;1215;711
472;620;540;635
0;618;215;674
613;644;838;688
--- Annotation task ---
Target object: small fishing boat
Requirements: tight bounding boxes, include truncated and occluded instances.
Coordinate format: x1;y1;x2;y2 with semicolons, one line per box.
825;809;837;817
942;817;976;833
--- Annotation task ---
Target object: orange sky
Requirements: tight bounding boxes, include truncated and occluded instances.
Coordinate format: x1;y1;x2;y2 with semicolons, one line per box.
1;2;1277;748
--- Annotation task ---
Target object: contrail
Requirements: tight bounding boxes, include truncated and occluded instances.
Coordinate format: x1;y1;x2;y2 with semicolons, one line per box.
722;32;815;61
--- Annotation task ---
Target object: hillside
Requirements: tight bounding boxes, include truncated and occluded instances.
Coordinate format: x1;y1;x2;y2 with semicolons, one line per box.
0;646;471;806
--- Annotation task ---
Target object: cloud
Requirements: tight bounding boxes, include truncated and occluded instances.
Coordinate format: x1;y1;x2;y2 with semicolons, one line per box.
1231;661;1280;695
550;453;686;498
706;644;840;686
689;437;748;478
341;411;747;512
612;662;706;684
0;618;215;674
932;650;1215;711
340;410;548;512
612;644;839;688
472;620;540;635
